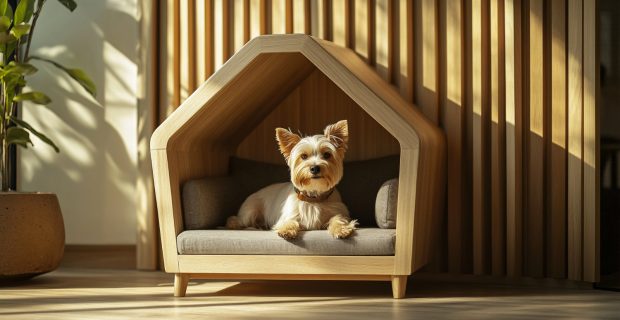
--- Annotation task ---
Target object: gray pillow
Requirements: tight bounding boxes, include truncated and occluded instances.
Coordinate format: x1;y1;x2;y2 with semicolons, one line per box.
375;178;398;229
182;177;243;230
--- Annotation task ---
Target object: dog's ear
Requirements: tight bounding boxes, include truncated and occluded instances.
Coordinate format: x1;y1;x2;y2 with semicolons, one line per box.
323;120;349;151
275;128;301;160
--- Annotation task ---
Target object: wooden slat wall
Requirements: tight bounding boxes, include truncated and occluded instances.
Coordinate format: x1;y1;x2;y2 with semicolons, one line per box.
145;0;600;282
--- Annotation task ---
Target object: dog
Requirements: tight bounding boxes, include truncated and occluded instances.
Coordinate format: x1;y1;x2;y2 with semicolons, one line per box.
225;120;357;240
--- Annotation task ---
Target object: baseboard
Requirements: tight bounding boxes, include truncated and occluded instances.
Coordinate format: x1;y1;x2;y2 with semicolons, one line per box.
61;245;137;270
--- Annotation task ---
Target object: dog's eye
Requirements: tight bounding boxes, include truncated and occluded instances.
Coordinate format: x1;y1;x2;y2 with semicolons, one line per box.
301;154;308;160
323;152;331;159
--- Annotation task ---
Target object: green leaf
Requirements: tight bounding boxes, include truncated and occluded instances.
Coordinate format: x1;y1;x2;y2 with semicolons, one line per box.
1;61;37;77
0;0;7;16
14;0;34;24
56;0;76;12
4;2;12;18
0;31;15;44
11;117;59;152
13;91;51;104
10;23;30;38
29;56;96;98
6;126;32;148
0;16;10;33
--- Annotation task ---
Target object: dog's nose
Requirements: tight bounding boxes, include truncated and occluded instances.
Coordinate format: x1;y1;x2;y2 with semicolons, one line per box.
310;165;321;175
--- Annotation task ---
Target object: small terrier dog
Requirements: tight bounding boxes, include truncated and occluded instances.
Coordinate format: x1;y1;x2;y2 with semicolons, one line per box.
226;120;357;239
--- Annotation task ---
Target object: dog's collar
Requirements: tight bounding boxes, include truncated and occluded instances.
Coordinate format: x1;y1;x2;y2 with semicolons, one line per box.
294;187;334;203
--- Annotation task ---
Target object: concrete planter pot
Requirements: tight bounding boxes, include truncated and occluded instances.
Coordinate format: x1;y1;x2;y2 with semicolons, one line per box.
0;192;65;281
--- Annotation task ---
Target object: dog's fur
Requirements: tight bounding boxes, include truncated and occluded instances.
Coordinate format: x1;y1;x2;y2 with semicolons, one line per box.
225;120;357;239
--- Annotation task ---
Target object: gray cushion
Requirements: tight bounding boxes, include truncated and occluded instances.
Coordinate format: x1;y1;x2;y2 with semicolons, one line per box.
177;228;396;255
337;155;400;226
375;178;398;228
182;177;244;230
181;156;400;229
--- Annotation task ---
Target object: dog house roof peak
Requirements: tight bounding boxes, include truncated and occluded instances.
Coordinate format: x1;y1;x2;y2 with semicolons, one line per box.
151;34;440;151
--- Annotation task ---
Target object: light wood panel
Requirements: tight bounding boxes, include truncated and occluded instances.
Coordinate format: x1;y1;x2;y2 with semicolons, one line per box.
395;0;414;102
442;0;467;274
137;0;160;270
353;0;372;62
490;0;506;277
293;0;309;34
178;255;395;275
527;0;545;278
180;0;196;101
233;0;246;53
547;0;567;279
374;0;392;81
415;0;439;123
471;0;490;276
567;0;583;281
582;0;598;283
331;0;350;47
236;70;400;163
504;0;523;278
272;0;287;34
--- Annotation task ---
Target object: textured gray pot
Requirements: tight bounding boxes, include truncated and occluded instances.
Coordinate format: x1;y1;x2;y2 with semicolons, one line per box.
0;192;65;281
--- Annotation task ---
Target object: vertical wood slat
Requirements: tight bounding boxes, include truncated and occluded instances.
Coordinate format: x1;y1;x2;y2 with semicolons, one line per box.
415;0;440;123
233;0;246;53
353;0;373;62
272;0;286;34
442;0;466;274
286;0;293;33
179;0;196;101
195;0;206;84
213;0;225;69
547;0;567;279
166;0;180;115
505;0;523;278
332;0;351;47
310;0;329;39
244;0;251;42
292;0;309;34
582;0;598;283
526;0;545;278
490;0;506;276
567;0;583;281
250;0;262;38
471;0;491;276
136;0;159;270
374;0;392;81
260;0;267;35
395;0;414;102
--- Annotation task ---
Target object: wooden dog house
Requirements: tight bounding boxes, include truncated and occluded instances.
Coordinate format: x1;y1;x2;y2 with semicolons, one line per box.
151;34;445;299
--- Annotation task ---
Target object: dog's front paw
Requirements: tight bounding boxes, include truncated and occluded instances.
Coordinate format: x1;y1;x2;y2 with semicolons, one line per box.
329;219;357;239
225;216;242;230
276;220;300;240
277;228;299;240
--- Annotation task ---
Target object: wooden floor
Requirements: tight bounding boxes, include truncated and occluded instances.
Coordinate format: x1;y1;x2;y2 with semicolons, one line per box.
1;249;619;319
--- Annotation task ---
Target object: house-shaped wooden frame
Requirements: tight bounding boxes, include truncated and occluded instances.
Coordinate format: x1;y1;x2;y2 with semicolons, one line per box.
151;35;446;299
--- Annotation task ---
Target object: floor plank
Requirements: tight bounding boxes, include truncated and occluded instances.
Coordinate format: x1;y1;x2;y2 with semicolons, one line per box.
1;249;619;319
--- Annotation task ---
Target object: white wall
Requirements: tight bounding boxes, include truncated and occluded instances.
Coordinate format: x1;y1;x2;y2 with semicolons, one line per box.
18;0;138;244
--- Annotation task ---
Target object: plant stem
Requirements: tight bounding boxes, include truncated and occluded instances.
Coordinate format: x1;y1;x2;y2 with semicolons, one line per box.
24;0;47;61
1;81;8;191
1;139;8;191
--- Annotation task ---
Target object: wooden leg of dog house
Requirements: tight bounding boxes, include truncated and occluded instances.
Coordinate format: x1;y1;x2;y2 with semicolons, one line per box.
391;275;407;299
174;273;189;297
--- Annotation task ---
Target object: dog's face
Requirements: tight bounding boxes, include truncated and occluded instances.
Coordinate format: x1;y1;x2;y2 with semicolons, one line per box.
275;120;348;194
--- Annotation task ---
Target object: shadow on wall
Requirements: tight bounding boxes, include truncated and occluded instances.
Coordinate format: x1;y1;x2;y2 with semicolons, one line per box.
17;0;138;245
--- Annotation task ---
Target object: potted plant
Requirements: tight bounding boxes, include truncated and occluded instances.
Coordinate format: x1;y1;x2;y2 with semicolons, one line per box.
0;0;95;281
